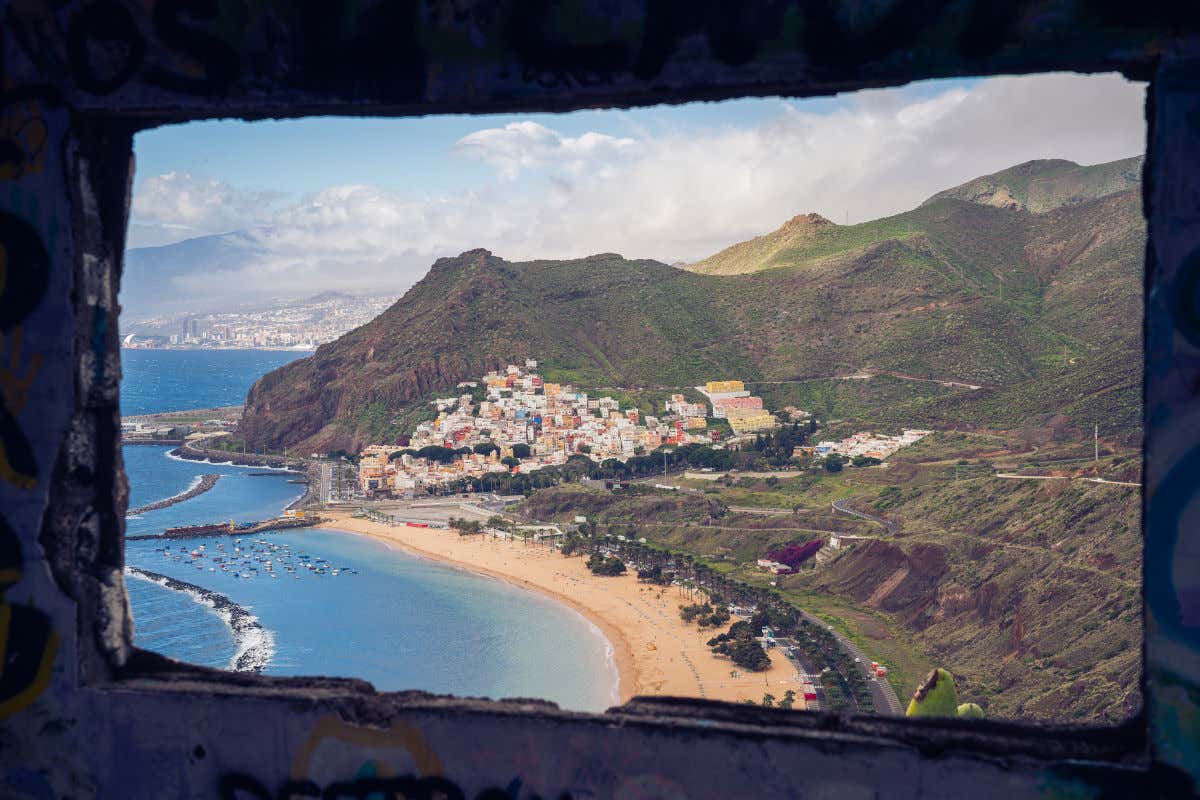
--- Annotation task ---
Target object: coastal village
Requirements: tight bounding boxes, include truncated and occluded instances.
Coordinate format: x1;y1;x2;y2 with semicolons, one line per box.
356;361;931;498
357;362;783;495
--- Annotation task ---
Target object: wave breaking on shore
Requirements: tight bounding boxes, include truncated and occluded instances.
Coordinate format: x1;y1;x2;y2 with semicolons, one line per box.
166;447;297;472
125;566;274;672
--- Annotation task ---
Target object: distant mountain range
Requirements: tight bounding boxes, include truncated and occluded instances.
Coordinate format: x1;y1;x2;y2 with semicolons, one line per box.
122;232;414;321
238;157;1144;454
122;231;266;320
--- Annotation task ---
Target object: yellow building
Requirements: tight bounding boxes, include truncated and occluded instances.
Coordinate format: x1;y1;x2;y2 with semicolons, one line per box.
705;379;745;394
726;408;776;434
543;382;562;397
684;416;707;429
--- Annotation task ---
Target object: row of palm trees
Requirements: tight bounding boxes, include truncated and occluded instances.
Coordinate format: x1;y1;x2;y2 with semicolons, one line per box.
563;526;875;712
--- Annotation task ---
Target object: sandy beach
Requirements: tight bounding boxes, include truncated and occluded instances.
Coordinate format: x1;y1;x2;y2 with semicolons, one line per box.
316;510;810;708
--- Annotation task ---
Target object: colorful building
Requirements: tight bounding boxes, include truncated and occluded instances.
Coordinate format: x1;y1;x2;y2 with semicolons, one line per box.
726;408;777;434
705;379;745;394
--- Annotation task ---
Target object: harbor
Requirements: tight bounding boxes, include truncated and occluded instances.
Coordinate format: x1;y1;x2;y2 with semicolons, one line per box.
140;534;358;583
126;514;323;542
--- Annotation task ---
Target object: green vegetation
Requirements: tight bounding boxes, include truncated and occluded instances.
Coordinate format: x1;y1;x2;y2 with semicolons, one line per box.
586;553;627;576
521;424;1141;722
448;517;483;536
681;602;730;628
241;158;1143;455
706;621;771;672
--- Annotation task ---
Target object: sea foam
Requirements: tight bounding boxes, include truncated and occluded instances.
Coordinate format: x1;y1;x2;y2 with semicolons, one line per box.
126;566;275;672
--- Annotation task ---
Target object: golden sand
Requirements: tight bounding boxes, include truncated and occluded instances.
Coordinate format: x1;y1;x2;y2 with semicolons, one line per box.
316;511;810;709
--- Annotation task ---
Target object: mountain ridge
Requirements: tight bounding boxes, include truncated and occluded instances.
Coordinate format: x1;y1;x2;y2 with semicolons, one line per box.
238;156;1144;454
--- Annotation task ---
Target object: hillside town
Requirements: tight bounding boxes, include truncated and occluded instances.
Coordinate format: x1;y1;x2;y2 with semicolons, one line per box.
357;365;785;496
353;363;942;497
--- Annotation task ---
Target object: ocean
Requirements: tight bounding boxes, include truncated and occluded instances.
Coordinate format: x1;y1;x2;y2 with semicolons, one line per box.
121;349;617;711
121;348;309;415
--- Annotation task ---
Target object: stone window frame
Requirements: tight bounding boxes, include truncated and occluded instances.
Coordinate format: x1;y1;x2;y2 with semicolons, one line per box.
24;22;1199;789
45;105;1153;769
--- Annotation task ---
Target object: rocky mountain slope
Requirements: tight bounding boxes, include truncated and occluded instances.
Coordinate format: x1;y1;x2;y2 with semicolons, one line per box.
239;157;1144;453
796;476;1141;722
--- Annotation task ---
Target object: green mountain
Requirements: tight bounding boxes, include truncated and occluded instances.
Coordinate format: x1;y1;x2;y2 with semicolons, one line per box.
688;212;836;275
240;157;1144;453
922;156;1143;214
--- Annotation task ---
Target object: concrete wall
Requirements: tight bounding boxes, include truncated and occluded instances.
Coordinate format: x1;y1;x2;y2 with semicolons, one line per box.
1;2;1198;797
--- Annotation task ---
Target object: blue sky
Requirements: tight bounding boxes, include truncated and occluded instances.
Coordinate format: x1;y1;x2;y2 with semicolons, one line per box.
133;78;982;203
127;73;1145;304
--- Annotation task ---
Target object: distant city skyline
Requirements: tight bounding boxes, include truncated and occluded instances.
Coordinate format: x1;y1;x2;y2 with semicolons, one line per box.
128;72;1145;303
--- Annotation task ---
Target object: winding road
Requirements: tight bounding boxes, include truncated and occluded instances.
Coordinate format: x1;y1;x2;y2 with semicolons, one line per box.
831;498;897;535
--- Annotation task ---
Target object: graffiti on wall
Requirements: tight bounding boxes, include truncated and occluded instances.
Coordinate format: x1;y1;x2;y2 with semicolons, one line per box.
0;514;56;718
0;210;49;490
217;714;569;800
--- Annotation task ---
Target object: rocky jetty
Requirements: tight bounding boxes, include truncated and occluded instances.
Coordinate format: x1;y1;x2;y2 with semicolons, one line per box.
127;474;220;516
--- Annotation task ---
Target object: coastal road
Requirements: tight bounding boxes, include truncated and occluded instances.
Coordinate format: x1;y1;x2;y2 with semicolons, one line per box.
772;636;826;712
798;610;904;715
320;461;332;505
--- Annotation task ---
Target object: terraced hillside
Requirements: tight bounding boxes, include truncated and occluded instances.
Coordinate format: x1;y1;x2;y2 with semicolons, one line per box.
240;157;1144;453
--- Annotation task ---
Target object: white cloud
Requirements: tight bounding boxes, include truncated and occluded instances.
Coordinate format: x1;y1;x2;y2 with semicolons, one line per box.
453;121;638;179
129;171;283;247
128;72;1146;308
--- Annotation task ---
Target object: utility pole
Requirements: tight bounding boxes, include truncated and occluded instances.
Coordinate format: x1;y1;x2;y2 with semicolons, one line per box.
1094;424;1099;464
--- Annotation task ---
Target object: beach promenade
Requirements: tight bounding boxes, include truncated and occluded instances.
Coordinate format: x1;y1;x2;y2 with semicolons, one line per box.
317;510;810;708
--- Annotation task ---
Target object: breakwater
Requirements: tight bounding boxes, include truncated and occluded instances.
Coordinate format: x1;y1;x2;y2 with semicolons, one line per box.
127;474;220;516
126;566;273;672
172;441;299;471
126;516;322;542
170;437;320;511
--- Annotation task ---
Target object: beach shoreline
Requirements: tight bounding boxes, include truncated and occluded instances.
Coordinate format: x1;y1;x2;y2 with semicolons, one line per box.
316;510;809;708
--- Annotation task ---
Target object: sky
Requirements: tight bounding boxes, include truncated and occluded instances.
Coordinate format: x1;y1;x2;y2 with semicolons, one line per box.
129;72;1146;301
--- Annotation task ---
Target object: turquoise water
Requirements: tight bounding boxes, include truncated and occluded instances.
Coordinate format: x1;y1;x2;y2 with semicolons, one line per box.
124;446;304;537
125;528;616;706
121;350;617;710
